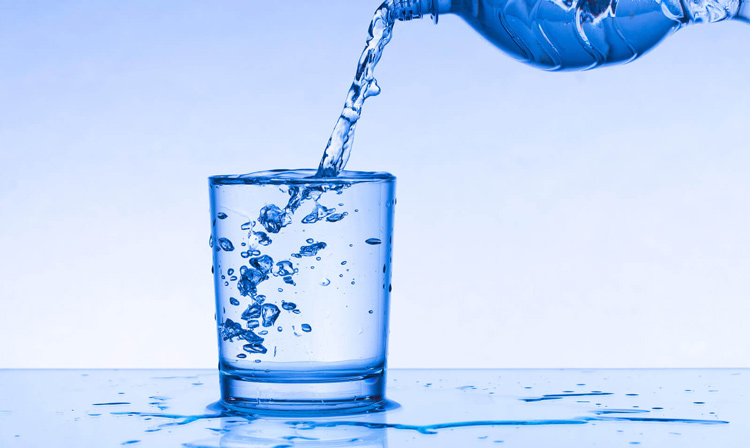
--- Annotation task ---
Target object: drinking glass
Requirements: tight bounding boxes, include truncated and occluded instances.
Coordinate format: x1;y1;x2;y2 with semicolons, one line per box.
209;169;396;413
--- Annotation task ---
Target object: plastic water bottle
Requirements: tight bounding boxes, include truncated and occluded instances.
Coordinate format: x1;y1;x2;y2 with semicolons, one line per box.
394;0;748;70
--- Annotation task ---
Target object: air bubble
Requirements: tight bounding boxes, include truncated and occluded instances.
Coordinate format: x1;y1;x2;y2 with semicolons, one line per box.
261;304;280;327
365;238;381;245
258;204;289;234
326;212;347;222
301;324;312;332
283;276;296;286
218;238;235;251
217;212;228;219
281;301;297;311
321;278;331;286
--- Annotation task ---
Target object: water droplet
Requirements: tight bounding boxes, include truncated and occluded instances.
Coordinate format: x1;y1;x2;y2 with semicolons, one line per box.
229;297;240;306
209;235;213;248
365;238;381;245
278;288;283;293
368;310;373;314
227;269;234;275
254;359;261;363
351;281;355;285
341;261;347;265
237;353;246;359
240;221;253;231
281;301;296;311
277;326;283;332
306;238;314;244
338;203;344;206
321;278;331;286
240;251;251;258
217;212;228;219
217;238;235;251
301;324;312;332
339;274;344;278
316;257;321;261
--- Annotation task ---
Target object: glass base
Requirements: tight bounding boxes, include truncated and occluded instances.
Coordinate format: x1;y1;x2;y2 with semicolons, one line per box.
220;370;386;415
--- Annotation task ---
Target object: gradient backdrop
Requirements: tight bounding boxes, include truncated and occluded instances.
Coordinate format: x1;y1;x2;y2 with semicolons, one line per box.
1;0;749;368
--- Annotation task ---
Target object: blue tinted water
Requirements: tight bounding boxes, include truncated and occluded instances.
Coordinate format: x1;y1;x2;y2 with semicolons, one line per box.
210;170;396;388
4;369;745;447
316;1;397;177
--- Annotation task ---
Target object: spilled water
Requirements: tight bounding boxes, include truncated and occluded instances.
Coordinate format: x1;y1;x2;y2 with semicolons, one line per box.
3;369;744;447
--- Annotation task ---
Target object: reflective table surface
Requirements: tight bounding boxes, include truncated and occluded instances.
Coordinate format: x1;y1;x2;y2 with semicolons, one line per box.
1;369;747;447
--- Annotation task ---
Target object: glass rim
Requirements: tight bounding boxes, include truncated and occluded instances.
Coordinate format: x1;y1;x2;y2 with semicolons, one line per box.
210;169;396;186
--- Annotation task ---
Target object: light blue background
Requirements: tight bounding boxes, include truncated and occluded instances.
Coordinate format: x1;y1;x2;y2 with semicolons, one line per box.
1;0;749;368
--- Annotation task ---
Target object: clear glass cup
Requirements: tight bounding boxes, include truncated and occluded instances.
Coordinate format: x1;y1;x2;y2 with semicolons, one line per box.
209;169;396;413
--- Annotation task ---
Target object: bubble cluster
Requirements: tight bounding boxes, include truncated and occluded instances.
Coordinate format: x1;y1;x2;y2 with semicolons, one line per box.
213;176;390;365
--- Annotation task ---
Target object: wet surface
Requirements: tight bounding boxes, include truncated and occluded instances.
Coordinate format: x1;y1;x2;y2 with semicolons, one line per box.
0;369;747;447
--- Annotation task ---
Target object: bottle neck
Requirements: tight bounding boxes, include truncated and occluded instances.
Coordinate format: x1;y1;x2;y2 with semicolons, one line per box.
393;0;452;23
739;0;750;21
